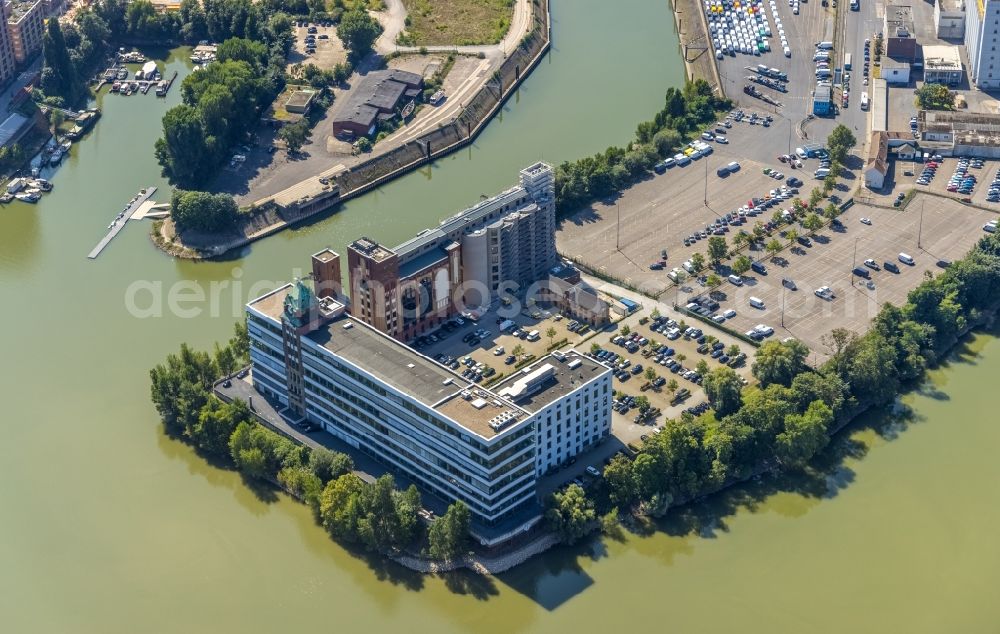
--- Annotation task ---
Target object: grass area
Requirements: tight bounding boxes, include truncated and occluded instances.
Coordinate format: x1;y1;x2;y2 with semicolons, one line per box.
398;0;515;46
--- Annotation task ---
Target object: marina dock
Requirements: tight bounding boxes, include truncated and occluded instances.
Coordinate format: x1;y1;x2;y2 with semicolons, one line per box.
87;187;157;259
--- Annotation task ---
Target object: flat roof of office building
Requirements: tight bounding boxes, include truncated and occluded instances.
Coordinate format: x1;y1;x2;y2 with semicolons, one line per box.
248;283;535;440
923;45;963;71
493;351;608;413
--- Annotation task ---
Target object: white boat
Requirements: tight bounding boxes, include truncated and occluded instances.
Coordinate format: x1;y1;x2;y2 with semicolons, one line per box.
15;191;40;203
49;149;63;165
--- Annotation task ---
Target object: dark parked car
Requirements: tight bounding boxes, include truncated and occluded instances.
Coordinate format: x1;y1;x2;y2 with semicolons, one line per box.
884;261;900;273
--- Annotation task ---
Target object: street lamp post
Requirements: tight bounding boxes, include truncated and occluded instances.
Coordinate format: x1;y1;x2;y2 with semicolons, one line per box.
918;199;925;249
851;236;859;285
616;202;621;251
703;155;709;208
781;283;787;327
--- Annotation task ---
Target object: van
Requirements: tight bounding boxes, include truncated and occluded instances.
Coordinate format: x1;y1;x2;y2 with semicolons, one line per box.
526;330;540;341
813;51;831;62
717;166;730;177
860;92;870;110
814;168;831;179
815;69;832;80
727;161;741;172
728;274;744;286
852;266;870;279
749;297;766;309
795;147;808;159
898;253;915;265
701;132;714;141
816;41;834;50
751;261;768;275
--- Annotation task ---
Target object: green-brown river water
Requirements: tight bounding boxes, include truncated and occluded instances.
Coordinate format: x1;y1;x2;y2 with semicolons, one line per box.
1;1;998;631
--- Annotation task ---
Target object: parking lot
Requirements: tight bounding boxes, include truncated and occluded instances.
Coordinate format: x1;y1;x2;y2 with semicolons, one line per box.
557;114;828;297
288;22;347;71
892;155;1000;210
684;194;996;360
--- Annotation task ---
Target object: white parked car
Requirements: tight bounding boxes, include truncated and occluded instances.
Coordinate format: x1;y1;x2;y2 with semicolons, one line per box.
814;286;834;299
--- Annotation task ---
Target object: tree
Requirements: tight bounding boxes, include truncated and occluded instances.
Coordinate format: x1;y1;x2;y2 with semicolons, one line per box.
666;378;679;395
652;128;683;156
644;366;657;383
690;252;706;272
194;397;250;457
826;124;857;164
766;238;783;256
635;395;650;412
155;105;216;188
732;231;749;250
512;344;524;359
590;342;601;354
731;254;752;276
727;344;741;357
786;228;799;246
546;326;558;347
170;190;240;233
337;9;383;58
808;188;823;211
823;202;839;220
545;484;595;544
603;453;637;508
915;83;954;111
427;501;471;561
803;212;823;234
702;366;743;415
149;343;219;436
775;400;833;468
752;339;810;386
706;273;722;289
309;447;354;482
620;324;631;336
278;120;309;154
319;473;367;541
213;341;237;377
42;19;83;102
217;37;269;70
707;236;728;265
823;174;837;193
696;359;709;375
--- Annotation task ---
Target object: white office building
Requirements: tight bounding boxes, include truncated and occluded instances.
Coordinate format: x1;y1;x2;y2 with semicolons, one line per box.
967;0;1000;88
246;278;611;529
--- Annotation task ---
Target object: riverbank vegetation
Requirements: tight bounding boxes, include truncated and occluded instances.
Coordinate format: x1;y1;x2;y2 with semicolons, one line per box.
553;80;731;215
170;189;242;233
156;28;292;188
148;321;470;560
545;231;1000;540
397;0;515;47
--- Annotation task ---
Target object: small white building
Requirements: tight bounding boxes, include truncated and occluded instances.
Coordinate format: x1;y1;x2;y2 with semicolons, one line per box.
934;0;966;39
881;60;911;85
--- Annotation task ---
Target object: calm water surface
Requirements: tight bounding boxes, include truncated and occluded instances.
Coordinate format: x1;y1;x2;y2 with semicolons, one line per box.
1;2;998;632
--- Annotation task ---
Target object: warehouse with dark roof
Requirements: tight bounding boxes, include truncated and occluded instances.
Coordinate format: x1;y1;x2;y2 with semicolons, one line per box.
331;69;424;138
